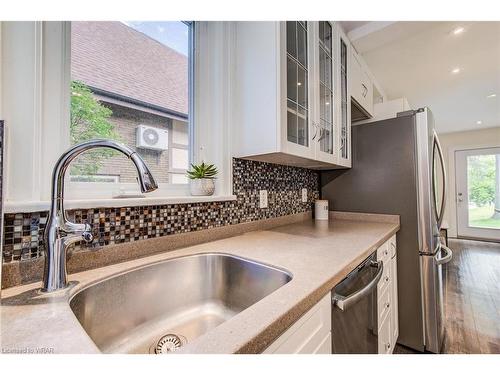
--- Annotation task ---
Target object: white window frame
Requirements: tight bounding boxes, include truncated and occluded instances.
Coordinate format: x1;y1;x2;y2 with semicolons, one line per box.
1;21;235;212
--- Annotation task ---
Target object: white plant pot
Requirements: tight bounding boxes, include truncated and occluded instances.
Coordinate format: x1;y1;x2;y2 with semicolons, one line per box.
189;178;215;196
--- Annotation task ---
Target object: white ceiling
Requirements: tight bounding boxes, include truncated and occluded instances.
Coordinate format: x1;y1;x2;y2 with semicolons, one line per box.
346;21;500;134
339;21;370;33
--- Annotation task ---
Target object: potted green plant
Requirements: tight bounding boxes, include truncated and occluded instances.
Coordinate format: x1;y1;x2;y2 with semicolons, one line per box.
187;162;218;196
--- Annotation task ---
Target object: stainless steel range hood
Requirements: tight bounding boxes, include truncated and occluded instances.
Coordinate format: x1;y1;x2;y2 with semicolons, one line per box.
351;98;372;122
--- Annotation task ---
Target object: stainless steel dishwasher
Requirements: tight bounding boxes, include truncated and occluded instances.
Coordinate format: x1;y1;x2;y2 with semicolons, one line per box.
332;251;384;353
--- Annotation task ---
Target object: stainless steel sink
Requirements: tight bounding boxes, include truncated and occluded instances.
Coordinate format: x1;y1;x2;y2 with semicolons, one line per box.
69;253;292;353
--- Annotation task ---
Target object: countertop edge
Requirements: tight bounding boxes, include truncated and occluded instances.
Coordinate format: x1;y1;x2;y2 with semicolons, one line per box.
234;223;400;353
1;213;400;354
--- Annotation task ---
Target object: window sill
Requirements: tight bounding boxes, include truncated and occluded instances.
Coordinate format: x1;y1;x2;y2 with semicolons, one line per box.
3;195;238;213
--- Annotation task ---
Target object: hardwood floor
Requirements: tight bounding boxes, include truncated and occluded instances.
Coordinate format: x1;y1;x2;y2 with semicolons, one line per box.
393;238;500;354
442;238;500;354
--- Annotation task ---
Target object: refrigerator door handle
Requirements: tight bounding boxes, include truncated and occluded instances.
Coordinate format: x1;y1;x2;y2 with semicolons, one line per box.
432;130;447;229
332;261;383;311
435;244;453;265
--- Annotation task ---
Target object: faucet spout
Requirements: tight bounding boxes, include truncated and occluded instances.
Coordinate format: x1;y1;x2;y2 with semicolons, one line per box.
130;153;158;193
42;139;158;292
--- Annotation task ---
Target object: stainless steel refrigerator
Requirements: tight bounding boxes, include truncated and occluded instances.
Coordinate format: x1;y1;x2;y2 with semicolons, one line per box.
321;108;453;353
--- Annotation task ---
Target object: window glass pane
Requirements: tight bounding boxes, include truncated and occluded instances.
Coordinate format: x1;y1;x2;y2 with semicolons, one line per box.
297;107;308;146
340;39;348;158
325;89;332;124
297;24;307;67
325;55;332;90
70;21;191;185
324;22;332;54
319;21;325;45
172;120;189;145
286;21;308;148
287;111;298;144
287;56;298;103
320;84;326;121
341;67;347;99
319;22;333;155
286;21;297;59
171;148;189;170
467;154;500;229
297;65;307;108
319;48;326;85
341;39;347;68
341;102;348;158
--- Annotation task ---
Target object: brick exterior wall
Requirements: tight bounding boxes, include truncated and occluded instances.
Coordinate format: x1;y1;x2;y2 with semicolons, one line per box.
72;102;188;184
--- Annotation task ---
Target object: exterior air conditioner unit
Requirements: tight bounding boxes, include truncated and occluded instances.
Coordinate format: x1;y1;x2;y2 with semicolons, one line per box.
136;125;168;151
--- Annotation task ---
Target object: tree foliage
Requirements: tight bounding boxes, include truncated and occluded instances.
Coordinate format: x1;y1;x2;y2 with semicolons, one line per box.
70;81;121;176
468;155;495;207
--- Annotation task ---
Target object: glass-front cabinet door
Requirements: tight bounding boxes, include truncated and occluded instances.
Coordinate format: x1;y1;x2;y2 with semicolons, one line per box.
315;21;335;162
281;21;351;166
284;21;313;157
336;25;352;167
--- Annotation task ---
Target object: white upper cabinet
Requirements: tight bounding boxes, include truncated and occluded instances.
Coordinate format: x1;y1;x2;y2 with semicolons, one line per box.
349;47;374;120
232;21;350;170
283;21;315;161
314;21;336;165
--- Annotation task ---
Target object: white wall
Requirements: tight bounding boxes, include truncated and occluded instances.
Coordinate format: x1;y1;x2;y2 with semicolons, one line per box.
439;126;500;237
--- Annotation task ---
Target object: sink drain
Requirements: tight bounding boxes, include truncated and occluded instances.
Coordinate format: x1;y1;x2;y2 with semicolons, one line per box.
150;334;187;354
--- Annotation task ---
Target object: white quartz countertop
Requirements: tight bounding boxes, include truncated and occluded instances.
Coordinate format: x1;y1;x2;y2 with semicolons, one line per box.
1;212;399;354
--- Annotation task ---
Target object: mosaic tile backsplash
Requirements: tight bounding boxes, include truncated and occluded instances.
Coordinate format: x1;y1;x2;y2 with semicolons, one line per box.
2;158;319;263
0;121;4;258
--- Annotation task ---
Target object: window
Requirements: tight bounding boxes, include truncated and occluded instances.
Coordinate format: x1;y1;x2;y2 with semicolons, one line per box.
2;21;235;209
69;21;192;195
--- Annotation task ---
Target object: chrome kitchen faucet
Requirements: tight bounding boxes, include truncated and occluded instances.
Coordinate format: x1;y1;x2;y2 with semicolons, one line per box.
42;139;158;292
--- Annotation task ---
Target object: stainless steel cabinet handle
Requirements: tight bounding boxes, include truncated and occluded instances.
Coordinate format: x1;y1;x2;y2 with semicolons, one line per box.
318;127;324;142
361;83;368;98
332;261;384;311
312;122;319;141
435;244;453;265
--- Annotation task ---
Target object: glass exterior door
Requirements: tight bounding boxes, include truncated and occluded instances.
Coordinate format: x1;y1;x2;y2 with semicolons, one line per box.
286;21;309;147
456;147;500;240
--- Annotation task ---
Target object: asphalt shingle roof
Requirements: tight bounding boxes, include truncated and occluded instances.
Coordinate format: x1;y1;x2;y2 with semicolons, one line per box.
71;21;188;116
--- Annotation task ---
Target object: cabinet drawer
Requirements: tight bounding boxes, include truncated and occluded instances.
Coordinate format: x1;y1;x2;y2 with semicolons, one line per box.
377;282;391;325
377;240;390;263
378;313;392;354
389;235;397;258
263;293;331;354
377;257;391;295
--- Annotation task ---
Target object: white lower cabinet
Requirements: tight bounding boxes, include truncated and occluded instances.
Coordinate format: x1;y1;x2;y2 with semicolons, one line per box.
390;254;399;346
263;293;331;354
263;235;398;354
377;234;399;354
378;312;392;354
